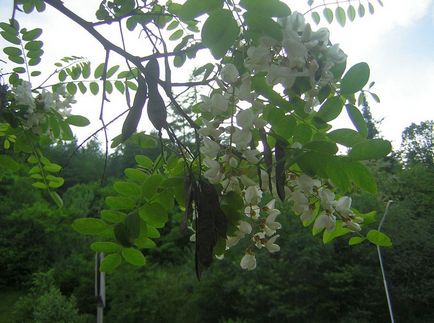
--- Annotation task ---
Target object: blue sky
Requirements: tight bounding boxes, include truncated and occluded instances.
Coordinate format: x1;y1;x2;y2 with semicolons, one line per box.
0;0;433;148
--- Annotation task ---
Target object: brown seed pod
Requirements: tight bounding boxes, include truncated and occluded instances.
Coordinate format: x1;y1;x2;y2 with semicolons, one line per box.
121;74;147;141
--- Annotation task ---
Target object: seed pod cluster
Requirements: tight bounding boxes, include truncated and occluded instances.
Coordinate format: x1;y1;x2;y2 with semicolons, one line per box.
144;58;167;132
121;74;147;141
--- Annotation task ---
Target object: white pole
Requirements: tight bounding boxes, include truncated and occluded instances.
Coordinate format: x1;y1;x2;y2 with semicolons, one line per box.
377;200;395;323
95;253;106;323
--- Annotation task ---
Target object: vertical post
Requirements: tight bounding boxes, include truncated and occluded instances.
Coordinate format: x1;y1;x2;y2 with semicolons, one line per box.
95;252;106;323
377;200;395;323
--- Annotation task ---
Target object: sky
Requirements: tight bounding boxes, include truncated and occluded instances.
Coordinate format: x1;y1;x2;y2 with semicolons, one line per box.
0;0;433;149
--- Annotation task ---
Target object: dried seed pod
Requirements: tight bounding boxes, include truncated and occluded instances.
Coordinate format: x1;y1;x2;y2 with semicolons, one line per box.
259;128;273;192
144;59;167;132
275;139;287;201
195;180;227;279
121;74;147;141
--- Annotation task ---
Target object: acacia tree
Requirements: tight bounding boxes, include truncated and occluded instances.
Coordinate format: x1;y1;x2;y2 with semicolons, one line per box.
0;0;391;277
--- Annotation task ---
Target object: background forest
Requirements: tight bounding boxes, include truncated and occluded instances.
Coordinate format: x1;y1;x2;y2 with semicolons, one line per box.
1;117;433;323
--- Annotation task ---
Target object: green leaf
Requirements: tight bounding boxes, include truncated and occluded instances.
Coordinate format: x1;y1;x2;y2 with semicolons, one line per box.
177;0;223;21
166;20;179;31
114;80;125;93
91;242;122;253
243;12;283;41
349;236;366;246
3;46;22;56
94;63;105;79
21;28;42;41
24;40;43;50
106;196;136;210
43;163;62;172
349;139;392;160
358;3;366;17
323;7;333;24
316;96;344;122
100;253;122;272
345;104;368;137
328;128;364;147
124;168;147;182
341;62;370;94
47;175;64;188
50;191;63;208
346;161;377;193
78;82;87;94
201;9;239;59
72;218;108;235
347;5;356;22
139;203;168;228
311;12;320;24
66;115;90;127
0;154;20;171
240;0;290;17
1;32;20;45
142;174;164;199
169;29;183;41
32;182;48;189
90;82;99;95
323;222;351;244
135;236;157;249
135;155;153;169
101;210;126;223
368;2;375;14
121;248;146;266
367;230;392;247
66;82;77;95
335;7;346;27
106;65;120;78
113;181;141;197
173;53;186;67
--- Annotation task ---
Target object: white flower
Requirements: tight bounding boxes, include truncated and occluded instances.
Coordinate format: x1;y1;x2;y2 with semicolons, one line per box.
244;186;262;205
325;44;347;64
221;176;240;193
297;174;321;194
237;75;253;101
265;235;280;253
300;207;315;223
240;253;256;270
221;63;239;83
14;81;35;111
334;196;352;218
240;175;256;187
222;154;238;168
244;205;260;219
239;220;252;234
210;93;229;115
236;108;256;129
266;64;297;89
242;149;260;164
201;137;220;159
203;159;223;184
232;128;252;149
40;90;54;111
290;190;309;214
314;212;336;232
226;227;247;248
319;188;335;211
245;45;271;72
264;211;282;236
198;120;223;138
253;231;266;249
343;220;361;231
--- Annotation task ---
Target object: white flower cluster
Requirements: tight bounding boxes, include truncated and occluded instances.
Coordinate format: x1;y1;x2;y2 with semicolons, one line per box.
288;174;362;232
12;81;75;133
197;12;351;270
